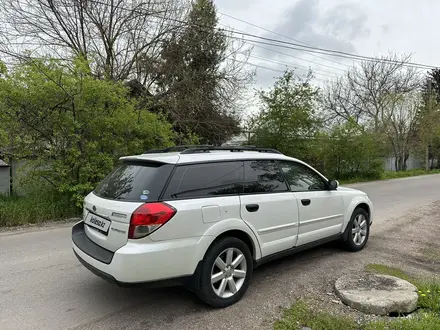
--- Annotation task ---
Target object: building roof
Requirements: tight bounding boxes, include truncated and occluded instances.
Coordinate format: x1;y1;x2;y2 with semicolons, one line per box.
0;159;9;167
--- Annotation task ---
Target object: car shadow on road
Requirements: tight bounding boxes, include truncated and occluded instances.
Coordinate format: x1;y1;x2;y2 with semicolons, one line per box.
78;240;344;307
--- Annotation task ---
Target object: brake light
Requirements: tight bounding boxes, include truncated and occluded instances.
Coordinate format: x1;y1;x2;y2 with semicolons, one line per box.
128;202;176;239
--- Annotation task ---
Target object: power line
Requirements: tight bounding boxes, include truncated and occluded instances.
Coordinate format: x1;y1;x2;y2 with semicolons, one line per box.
86;0;438;70
231;36;436;70
245;40;347;72
230;37;437;70
232;58;328;82
217;22;347;75
6;0;438;72
218;11;350;68
247;54;338;78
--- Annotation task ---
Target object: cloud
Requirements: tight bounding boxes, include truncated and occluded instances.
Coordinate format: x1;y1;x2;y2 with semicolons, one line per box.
321;3;370;40
260;0;370;56
380;24;389;34
272;0;320;38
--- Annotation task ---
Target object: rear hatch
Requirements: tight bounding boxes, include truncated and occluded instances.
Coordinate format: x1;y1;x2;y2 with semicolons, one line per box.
82;160;175;252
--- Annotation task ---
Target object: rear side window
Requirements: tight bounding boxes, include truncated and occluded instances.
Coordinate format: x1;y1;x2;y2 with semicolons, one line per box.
243;160;288;193
163;161;244;199
94;162;174;202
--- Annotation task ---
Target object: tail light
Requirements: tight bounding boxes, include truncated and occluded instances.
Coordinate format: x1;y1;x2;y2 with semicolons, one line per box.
128;202;176;239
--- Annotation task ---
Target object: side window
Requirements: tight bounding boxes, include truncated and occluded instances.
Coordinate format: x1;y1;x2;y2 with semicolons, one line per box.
243;160;288;194
163;161;244;199
278;161;328;192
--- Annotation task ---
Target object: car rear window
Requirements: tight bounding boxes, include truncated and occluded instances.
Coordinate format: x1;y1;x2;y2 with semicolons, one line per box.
94;161;174;202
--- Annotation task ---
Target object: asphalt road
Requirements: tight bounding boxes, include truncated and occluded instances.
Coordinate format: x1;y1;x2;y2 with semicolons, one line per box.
1;175;440;330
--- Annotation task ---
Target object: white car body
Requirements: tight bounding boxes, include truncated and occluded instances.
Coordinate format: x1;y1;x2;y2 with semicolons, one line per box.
72;147;373;306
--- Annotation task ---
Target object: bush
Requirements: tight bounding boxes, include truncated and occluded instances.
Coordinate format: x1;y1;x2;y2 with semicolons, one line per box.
0;191;79;227
321;121;385;181
0;59;175;208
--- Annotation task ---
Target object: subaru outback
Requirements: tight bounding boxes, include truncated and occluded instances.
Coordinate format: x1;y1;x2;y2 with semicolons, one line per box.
71;145;373;308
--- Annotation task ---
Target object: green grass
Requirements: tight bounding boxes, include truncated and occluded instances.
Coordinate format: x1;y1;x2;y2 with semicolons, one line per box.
274;300;358;330
364;312;440;330
274;264;440;330
275;301;440;330
0;192;79;227
340;169;440;184
364;264;413;282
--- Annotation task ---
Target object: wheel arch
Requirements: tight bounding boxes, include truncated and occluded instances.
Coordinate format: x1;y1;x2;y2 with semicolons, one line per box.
342;201;371;240
213;230;257;260
356;202;370;217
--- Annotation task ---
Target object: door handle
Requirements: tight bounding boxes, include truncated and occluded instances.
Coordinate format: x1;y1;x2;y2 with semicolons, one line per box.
301;199;311;206
246;204;259;212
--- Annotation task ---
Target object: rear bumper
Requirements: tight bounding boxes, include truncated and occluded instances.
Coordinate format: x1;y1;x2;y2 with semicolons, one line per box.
72;221;114;264
73;249;195;288
71;221;206;285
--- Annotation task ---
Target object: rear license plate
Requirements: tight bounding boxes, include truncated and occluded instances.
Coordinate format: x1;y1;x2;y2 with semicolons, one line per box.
85;213;111;233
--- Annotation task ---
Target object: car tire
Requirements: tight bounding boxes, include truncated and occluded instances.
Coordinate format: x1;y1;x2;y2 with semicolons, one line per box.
343;208;370;252
195;236;253;308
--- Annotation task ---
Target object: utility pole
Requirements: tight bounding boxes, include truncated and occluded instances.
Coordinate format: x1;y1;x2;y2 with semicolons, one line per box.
425;80;432;171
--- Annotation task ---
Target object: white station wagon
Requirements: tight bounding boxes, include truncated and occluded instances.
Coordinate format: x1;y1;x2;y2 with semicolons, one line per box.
72;146;373;307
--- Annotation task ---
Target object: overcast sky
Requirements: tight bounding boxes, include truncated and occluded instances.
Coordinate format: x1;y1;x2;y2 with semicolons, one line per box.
216;0;439;94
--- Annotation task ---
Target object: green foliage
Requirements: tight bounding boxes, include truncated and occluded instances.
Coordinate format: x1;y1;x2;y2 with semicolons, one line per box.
249;70;386;181
417;284;440;314
157;0;240;144
383;168;440;179
250;70;321;162
364;312;440;330
365;264;413;282
340;169;440;184
0;192;78;227
0;59;175;206
274;300;357;330
275;298;440;330
322;120;385;180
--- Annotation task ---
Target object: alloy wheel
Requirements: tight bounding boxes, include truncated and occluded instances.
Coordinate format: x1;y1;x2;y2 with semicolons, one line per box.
210;247;247;298
352;214;368;246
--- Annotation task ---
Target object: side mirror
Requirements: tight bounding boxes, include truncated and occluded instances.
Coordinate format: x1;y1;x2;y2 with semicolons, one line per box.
328;180;339;190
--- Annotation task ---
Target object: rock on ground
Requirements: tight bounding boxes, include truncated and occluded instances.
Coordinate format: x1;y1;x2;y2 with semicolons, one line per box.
334;273;418;316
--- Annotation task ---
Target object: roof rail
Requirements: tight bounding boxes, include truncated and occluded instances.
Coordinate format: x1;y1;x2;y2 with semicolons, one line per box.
143;145;214;154
180;146;283;154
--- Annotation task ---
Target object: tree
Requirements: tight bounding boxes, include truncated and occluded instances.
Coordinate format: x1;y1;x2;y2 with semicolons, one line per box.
0;58;174;205
323;120;384;180
322;53;421;132
249;70;321;162
154;0;253;144
321;53;422;170
0;0;254;145
1;0;187;82
382;92;420;171
417;72;440;169
423;68;440;102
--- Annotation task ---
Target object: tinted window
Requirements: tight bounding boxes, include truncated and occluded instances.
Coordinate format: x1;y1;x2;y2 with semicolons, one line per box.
278;161;327;192
163;162;244;199
243;160;288;193
94;162;173;202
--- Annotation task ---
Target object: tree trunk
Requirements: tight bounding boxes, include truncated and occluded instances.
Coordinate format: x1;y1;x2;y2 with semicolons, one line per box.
425;144;430;171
